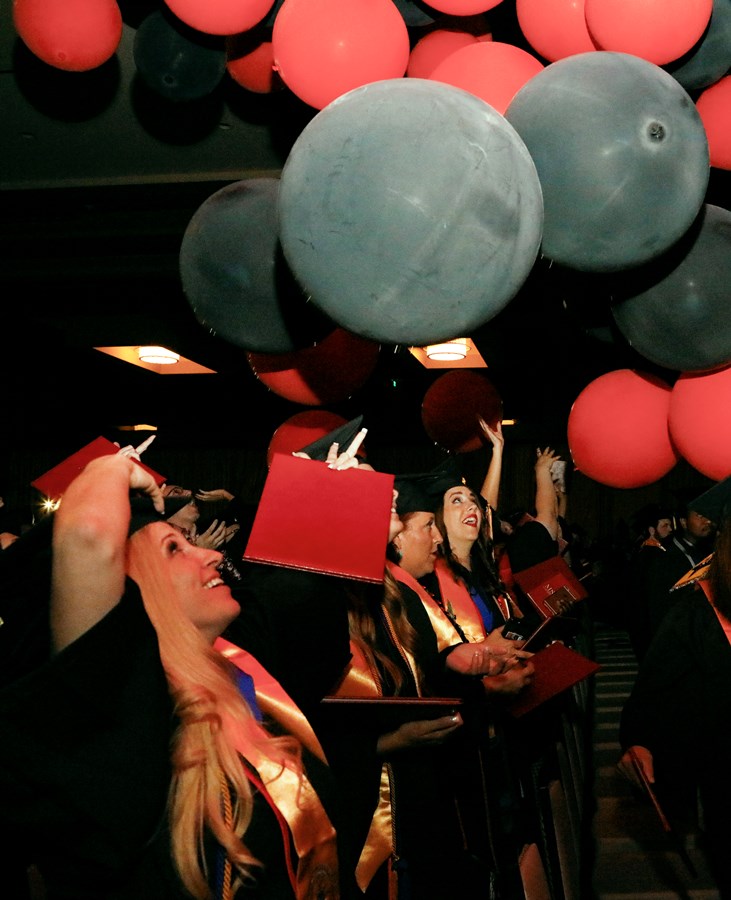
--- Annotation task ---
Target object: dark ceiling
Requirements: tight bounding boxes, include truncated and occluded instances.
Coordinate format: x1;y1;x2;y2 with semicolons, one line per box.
2;0;730;460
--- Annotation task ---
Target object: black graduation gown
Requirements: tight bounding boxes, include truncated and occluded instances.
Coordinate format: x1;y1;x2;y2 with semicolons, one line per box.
619;588;731;895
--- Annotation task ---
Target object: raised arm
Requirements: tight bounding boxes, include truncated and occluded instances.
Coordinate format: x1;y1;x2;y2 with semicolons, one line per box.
533;447;561;541
51;454;164;653
477;416;504;513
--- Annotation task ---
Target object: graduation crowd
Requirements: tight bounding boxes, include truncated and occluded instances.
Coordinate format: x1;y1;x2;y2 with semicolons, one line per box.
1;417;730;900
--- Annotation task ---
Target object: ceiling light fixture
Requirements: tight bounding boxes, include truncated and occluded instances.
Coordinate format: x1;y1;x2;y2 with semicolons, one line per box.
424;338;470;362
137;346;180;365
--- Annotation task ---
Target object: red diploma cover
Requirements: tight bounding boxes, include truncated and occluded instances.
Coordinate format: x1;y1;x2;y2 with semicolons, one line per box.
31;436;166;502
506;641;600;718
513;555;589;618
243;453;394;583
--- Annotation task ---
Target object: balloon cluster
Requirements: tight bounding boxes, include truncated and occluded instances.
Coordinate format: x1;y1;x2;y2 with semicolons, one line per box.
567;362;731;487
13;0;731;484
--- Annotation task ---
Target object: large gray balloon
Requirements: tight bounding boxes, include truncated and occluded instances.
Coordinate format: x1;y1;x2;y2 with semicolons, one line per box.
668;0;731;92
505;52;709;273
277;78;544;346
612;204;731;372
180;178;333;353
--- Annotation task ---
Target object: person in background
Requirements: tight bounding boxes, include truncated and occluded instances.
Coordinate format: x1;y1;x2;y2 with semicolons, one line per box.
623;503;674;661
504;447;564;578
324;472;525;900
418;458;538;690
0;452;342;899
643;489;717;639
618;476;731;898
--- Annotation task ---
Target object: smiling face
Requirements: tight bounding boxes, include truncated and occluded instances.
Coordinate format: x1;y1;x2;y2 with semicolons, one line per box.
129;523;241;644
441;485;483;549
393;511;442;579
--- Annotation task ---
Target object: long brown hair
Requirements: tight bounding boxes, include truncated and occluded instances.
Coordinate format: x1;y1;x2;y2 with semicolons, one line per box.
127;527;303;899
434;502;505;600
345;570;429;694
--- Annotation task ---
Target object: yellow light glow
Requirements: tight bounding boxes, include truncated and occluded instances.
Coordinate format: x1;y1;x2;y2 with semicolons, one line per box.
424;339;470;361
137;346;180;365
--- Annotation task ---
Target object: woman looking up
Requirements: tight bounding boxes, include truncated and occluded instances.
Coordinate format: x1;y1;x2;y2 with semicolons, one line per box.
326;476;516;899
0;453;340;900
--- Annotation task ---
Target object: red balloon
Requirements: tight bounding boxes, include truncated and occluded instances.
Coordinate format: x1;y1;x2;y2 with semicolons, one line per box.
696;76;731;171
429;41;543;115
584;0;713;66
226;30;284;94
163;0;274;36
669;365;731;480
248;328;380;405
421;371;503;453
516;0;598;62
266;410;349;467
425;0;503;16
271;0;410;110
567;369;679;488
408;30;482;79
13;0;122;72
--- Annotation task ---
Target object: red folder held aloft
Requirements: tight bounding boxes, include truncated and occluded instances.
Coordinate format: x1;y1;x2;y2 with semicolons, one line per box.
243;453;394;583
31;436;166;502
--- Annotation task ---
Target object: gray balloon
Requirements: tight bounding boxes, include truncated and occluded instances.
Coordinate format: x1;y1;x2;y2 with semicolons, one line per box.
180;178;332;353
668;0;731;92
505;52;710;273
612;204;731;372
278;78;543;346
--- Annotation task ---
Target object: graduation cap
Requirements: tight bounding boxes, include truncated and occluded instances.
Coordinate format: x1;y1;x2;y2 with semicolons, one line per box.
394;457;466;515
631;502;672;534
128;495;192;536
295;415;366;463
688;476;731;525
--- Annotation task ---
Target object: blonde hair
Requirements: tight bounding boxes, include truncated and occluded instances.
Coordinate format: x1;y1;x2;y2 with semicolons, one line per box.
127;527;303;899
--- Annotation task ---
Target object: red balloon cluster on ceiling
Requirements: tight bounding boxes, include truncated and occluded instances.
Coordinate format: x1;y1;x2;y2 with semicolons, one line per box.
13;0;731;485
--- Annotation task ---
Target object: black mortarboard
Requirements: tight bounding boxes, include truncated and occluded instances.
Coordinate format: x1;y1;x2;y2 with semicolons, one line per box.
394;457;466;515
129;495;192;535
295;415;365;463
689;476;731;525
631;502;672;534
0;495;180;584
672;486;708;516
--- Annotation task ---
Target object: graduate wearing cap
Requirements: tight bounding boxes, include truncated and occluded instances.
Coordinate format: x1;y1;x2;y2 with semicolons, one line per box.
0;453;344;900
643;485;718;639
623;504;674;662
337;467;536;899
618;475;731;897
